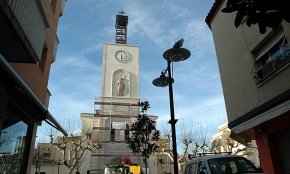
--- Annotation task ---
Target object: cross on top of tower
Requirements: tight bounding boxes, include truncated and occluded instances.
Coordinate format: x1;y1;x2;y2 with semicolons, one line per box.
119;10;125;15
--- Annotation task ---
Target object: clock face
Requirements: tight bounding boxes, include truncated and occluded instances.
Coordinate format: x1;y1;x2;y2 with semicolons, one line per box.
115;50;128;62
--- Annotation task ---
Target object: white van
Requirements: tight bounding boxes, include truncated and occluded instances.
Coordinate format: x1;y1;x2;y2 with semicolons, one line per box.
183;154;263;174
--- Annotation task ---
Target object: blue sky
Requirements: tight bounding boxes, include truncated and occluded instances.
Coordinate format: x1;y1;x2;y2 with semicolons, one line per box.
40;0;227;143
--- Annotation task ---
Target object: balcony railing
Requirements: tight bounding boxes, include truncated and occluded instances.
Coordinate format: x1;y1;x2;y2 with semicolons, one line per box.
255;50;290;84
1;0;49;62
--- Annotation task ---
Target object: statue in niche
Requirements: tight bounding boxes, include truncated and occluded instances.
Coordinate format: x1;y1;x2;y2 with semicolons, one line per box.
117;76;125;96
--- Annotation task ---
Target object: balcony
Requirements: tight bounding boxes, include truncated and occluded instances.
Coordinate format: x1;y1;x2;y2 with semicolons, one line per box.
255;50;290;84
0;0;49;63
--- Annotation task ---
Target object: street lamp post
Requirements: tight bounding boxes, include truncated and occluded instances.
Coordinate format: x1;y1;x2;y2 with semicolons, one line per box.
166;58;179;174
152;39;190;174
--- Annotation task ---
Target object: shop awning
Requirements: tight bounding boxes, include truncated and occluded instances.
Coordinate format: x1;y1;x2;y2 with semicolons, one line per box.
0;54;68;136
231;99;290;133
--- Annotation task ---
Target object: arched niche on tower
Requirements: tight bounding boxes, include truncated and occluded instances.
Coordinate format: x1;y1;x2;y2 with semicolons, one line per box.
112;69;130;97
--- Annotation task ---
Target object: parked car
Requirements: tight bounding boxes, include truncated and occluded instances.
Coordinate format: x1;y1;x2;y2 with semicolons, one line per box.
184;153;263;174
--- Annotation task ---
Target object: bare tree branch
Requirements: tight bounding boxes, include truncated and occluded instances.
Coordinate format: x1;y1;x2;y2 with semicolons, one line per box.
49;129;101;174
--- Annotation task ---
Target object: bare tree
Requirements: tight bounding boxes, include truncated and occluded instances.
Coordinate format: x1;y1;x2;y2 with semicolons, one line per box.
221;130;240;153
49;129;101;174
32;146;53;174
158;122;210;174
220;130;258;156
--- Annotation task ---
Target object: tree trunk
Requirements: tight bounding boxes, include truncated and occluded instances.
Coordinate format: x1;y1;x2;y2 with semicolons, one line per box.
178;162;185;174
144;154;148;174
68;168;74;174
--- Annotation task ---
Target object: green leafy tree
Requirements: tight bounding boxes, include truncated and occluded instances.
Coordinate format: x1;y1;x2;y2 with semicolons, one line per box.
126;101;160;174
222;0;290;34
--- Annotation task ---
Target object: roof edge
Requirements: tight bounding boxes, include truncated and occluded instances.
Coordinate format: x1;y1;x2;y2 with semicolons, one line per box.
205;0;224;29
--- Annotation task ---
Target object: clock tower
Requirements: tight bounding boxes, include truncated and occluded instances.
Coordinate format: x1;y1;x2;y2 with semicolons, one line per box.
89;12;142;174
101;43;139;100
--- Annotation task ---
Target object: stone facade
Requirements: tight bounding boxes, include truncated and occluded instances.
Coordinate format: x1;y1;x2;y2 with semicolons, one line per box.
206;1;290;173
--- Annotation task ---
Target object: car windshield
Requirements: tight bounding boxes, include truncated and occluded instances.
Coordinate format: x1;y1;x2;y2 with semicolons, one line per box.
208;157;259;174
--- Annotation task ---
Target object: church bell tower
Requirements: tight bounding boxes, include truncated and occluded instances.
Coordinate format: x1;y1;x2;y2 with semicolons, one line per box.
90;11;141;174
115;10;128;44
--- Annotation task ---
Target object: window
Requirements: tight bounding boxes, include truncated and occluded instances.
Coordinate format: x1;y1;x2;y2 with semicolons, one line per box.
184;162;197;174
254;37;290;83
208;157;259;174
0;121;28;173
39;46;48;73
115;129;125;141
184;164;189;174
197;161;208;174
42;152;51;158
217;139;222;146
125;124;129;140
110;129;115;142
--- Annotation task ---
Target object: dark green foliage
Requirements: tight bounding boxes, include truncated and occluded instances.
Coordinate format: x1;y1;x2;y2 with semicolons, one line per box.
126;101;160;163
222;0;290;34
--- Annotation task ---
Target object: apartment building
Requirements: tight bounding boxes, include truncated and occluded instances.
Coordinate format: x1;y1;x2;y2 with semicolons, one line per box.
0;0;67;173
206;1;290;173
211;123;260;167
